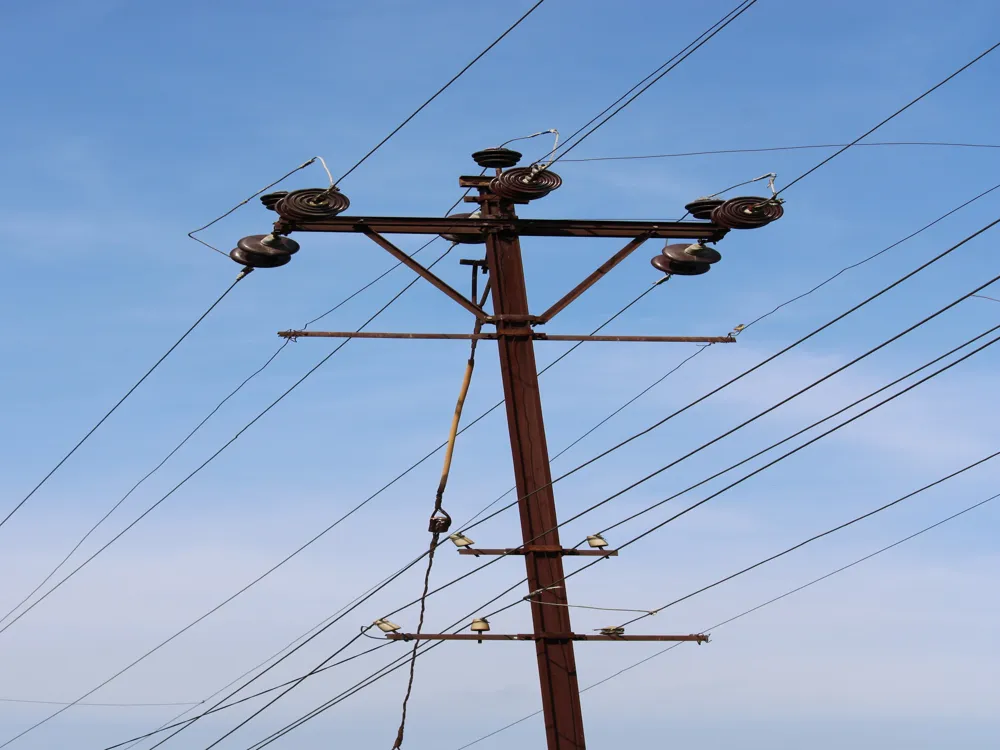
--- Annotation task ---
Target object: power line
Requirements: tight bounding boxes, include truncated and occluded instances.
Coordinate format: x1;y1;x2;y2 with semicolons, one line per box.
332;0;548;186
0;244;460;750
618;451;1000;628
0;272;248;534
95;280;670;750
299;329;1000;739
558;141;1000;162
0;697;199;708
740;181;1000;332
458;216;1000;535
540;0;760;167
775;41;1000;198
450;491;1000;750
154;210;1000;750
973;294;1000;303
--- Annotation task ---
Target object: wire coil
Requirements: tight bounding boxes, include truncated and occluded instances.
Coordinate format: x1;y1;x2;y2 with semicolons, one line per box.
684;197;724;220
260;191;289;211
275;188;351;222
710;196;784;229
489;168;562;201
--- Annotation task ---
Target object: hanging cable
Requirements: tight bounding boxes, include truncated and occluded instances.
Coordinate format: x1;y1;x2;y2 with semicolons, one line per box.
449;490;1000;750
0;243;460;750
557;141;1000;162
331;0;548;187
772;41;1000;200
0;271;248;534
391;280;491;750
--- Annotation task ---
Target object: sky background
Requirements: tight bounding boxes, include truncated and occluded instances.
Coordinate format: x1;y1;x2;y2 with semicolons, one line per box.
1;0;999;748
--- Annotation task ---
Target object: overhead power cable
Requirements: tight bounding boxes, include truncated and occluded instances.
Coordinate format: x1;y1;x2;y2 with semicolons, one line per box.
450;491;1000;750
558;141;1000;162
538;0;760;167
135;201;1000;750
332;0;548;186
0;697;199;708
97;279;669;750
774;41;1000;198
456;215;1000;535
372;276;1000;630
617;451;1000;629
0;272;247;534
282;329;1000;740
0;243;460;750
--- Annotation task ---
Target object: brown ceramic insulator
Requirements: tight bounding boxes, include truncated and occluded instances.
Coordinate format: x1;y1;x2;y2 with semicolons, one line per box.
472;147;523;169
275;188;351;222
650;254;710;276
489;168;562;201
710;196;784;229
684;197;725;220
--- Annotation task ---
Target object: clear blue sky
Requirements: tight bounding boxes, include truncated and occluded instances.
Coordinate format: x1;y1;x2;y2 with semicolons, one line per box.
1;1;999;749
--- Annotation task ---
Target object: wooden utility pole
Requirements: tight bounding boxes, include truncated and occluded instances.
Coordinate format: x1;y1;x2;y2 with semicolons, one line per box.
479;180;587;749
247;145;781;750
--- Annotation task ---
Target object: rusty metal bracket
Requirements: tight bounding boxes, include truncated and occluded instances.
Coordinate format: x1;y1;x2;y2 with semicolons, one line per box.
360;228;487;321
276;331;736;344
385;633;708;643
537;235;651;324
457;546;619;557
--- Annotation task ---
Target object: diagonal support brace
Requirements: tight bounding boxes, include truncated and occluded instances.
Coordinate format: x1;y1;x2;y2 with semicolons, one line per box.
361;229;487;320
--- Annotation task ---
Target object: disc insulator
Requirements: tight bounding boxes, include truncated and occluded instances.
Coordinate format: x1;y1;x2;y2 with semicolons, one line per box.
260;191;289;211
710;196;784;230
489;168;562;202
650;254;710;276
662;242;722;265
230;247;292;269
684;197;724;220
275;188;351;222
237;234;300;256
472;148;522;169
440;213;487;244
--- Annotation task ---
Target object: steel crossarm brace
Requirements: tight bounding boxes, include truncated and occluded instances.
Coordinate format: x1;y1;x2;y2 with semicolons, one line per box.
277;331;735;344
537;235;651;323
275;216;728;241
360;228;487;320
385;633;709;643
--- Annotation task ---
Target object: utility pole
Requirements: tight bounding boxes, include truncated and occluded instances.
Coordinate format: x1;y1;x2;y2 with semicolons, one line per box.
235;146;782;750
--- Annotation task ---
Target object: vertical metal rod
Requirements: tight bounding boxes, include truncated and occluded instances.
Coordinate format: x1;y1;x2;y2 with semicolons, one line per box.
481;192;587;750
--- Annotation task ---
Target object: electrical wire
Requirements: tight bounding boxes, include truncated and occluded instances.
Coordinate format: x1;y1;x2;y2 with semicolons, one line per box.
270;329;1000;742
616;451;1000;629
973;294;1000;303
774;41;1000;199
739;182;1000;332
457;216;1000;535
449;491;1000;750
557;141;1000;162
187;157;326;257
148;210;1000;749
0;698;198;708
528;0;759;168
0;244;460;750
332;0;548;186
0;273;247;535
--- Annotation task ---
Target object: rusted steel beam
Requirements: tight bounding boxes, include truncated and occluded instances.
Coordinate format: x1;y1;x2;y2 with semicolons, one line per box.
457;547;618;557
385;633;709;643
537;236;650;323
277;330;736;343
276;215;727;241
360;229;487;320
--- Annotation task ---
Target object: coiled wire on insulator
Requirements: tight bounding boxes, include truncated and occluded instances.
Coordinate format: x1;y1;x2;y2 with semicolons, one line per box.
275;187;351;222
489;167;563;201
710;196;784;229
